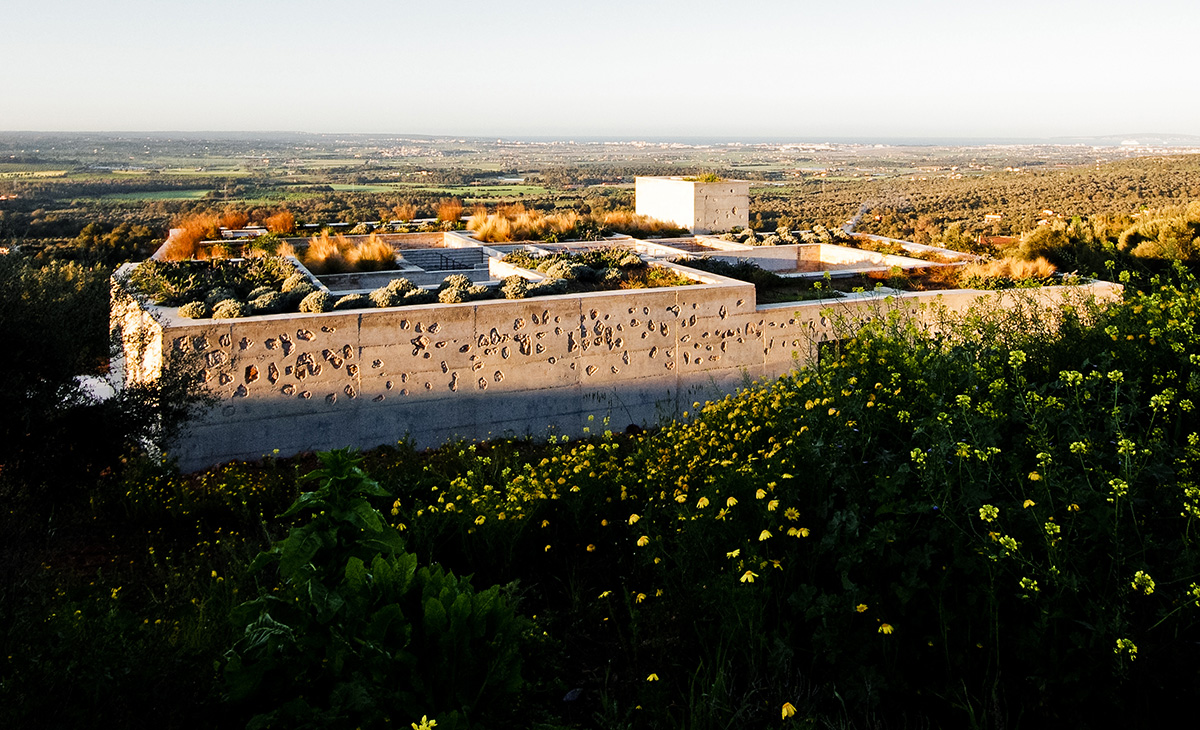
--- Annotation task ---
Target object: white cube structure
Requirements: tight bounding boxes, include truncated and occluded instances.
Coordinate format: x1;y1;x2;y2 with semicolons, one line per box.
635;176;750;234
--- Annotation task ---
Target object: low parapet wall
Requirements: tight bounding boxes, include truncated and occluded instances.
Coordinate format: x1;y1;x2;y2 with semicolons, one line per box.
114;268;1121;471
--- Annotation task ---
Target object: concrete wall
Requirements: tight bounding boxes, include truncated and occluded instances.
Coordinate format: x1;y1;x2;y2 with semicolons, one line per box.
115;267;1121;471
693;180;750;234
635;177;750;234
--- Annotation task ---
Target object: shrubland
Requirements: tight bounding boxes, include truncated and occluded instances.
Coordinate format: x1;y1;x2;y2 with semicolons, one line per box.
4;255;1200;727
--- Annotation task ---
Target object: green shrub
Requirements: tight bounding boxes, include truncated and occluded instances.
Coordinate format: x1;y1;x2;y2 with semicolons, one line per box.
212;299;246;319
500;275;529;299
249;292;287;315
529;278;567;296
178;300;210;318
281;273;310;292
284;282;316;304
441;274;471;290
247;286;276;300
298;291;333;313
466;284;495;300
224;451;526;729
543;261;596;281
438;287;469;304
205;287;236;306
403;288;436;305
333;293;372;311
369;277;416;308
599;267;624;285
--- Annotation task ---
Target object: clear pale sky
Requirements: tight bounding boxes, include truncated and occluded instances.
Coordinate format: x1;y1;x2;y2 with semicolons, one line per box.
4;0;1198;139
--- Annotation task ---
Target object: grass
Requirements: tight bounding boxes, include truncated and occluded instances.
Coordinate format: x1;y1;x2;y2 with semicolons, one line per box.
279;232;398;274
469;204;685;243
959;256;1058;288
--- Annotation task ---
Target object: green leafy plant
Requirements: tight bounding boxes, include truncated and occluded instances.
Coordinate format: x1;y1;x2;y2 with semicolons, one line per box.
224;450;527;729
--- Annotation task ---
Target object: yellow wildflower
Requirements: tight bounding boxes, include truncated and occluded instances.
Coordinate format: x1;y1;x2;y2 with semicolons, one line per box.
587;544;596;552
1028;472;1041;482
726;549;741;558
979;504;999;522
784;507;800;521
598;590;611;599
1023;499;1036;508
768;500;779;511
635;593;646;603
856;603;868;613
1114;638;1137;659
878;623;894;634
740;570;758;583
637;535;650;547
697;496;710;508
647;673;659;681
759;530;772;541
756;489;767;499
726;496;738;507
1132;570;1156;595
782;702;796;718
474;515;486;525
628;513;640;525
411;715;437;730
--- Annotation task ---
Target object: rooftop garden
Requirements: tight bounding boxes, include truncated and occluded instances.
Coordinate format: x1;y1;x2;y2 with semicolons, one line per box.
468;203;686;243
123;244;700;320
678;255;1069;304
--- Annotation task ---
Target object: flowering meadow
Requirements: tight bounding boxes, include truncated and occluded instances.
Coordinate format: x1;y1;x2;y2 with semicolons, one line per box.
4;268;1200;728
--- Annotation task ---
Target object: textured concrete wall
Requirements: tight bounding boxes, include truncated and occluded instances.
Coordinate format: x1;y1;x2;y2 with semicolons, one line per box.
115;267;1121;471
693;180;750;234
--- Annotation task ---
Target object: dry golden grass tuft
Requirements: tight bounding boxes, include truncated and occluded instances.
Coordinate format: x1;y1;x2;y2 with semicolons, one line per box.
219;210;250;230
264;210;296;234
393;203;418;222
469;204;587;242
305;232;349;274
437;198;464;224
296;232;396;274
601;211;683;237
161;213;221;260
963;256;1056;282
346;233;398;271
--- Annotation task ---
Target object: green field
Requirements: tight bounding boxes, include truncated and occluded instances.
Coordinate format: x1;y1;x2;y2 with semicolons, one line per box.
97;189;213;201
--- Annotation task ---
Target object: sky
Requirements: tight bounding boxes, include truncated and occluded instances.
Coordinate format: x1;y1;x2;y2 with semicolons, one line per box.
4;0;1199;140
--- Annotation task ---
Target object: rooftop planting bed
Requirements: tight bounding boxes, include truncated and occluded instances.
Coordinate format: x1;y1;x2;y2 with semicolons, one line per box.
124;240;703;321
677;255;1075;304
500;247;697;293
